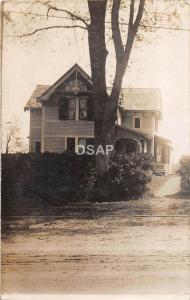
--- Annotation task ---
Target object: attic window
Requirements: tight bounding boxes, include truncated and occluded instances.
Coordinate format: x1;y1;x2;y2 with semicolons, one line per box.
134;117;141;129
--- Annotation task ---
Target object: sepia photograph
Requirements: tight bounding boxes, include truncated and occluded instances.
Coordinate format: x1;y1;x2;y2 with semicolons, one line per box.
1;0;190;299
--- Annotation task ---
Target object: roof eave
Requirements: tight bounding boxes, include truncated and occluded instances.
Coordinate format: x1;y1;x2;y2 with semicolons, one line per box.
39;64;92;101
120;107;162;115
24;106;42;111
115;124;152;141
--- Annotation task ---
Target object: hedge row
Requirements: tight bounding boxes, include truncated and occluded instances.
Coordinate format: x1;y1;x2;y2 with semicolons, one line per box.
2;153;94;215
2;152;153;215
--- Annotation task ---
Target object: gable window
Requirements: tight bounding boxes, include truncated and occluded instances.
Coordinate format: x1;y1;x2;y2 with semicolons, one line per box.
59;98;76;120
134;117;141;129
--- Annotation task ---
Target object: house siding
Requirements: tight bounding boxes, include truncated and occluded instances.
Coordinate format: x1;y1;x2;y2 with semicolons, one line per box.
45;105;59;120
44;120;94;136
42;105;94;152
122;112;155;137
43;121;94;153
44;136;66;153
29;103;95;153
29;109;42;152
31;127;41;139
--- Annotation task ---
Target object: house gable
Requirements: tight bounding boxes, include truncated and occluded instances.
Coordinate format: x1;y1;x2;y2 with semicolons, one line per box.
39;64;92;102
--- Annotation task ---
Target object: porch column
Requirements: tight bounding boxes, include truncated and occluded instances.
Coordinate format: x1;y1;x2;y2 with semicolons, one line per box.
147;138;154;156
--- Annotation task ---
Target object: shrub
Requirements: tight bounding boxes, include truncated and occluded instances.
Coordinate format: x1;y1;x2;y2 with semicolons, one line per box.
1;153;94;215
86;153;154;201
1;152;154;215
179;156;190;194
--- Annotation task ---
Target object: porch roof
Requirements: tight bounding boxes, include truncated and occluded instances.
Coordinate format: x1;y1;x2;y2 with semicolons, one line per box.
154;134;173;149
114;125;152;141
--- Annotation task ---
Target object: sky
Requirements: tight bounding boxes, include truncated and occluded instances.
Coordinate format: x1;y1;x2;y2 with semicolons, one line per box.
2;0;190;161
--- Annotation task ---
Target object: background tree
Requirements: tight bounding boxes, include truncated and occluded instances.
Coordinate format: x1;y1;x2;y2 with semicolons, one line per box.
3;116;28;153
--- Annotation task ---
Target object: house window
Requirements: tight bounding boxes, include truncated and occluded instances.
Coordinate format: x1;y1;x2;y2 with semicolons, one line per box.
78;138;94;154
35;141;41;153
79;98;94;120
79;99;88;120
59;98;76;120
78;138;86;154
67;137;75;152
134;117;141;129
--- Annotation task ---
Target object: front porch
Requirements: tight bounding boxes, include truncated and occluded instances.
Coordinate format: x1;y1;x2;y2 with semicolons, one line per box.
113;125;172;175
114;125;153;155
154;135;173;175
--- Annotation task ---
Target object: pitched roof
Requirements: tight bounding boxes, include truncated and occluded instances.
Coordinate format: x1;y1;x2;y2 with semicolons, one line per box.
25;86;162;112
24;85;50;110
24;65;161;114
39;63;92;101
120;88;161;112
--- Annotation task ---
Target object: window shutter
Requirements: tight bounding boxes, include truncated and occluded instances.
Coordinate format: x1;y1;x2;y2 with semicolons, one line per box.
87;98;94;120
59;98;68;120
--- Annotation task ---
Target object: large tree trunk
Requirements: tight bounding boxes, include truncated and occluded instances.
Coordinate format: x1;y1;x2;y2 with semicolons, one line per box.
88;0;112;182
87;0;145;196
87;0;127;195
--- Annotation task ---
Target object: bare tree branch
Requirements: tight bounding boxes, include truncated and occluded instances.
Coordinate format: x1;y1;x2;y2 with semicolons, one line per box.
6;127;14;154
133;0;145;30
110;0;145;118
20;24;87;38
111;0;124;60
125;0;145;53
3;118;27;153
35;0;89;27
129;0;135;27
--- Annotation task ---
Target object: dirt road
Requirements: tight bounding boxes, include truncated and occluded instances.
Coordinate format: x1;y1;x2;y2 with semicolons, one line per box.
2;176;190;296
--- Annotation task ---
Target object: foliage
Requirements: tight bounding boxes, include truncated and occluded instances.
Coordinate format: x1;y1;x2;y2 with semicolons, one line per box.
179;156;190;194
88;153;154;201
2;152;93;200
2;152;153;215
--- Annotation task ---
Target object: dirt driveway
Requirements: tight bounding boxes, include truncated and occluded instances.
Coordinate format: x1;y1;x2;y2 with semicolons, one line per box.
2;176;190;296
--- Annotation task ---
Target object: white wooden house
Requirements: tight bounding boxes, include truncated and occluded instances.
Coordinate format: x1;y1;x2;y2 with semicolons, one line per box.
24;64;172;174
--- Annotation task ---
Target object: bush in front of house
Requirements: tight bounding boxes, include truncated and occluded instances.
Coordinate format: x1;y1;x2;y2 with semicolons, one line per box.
1;152;94;215
179;156;190;194
1;152;154;215
86;153;154;201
